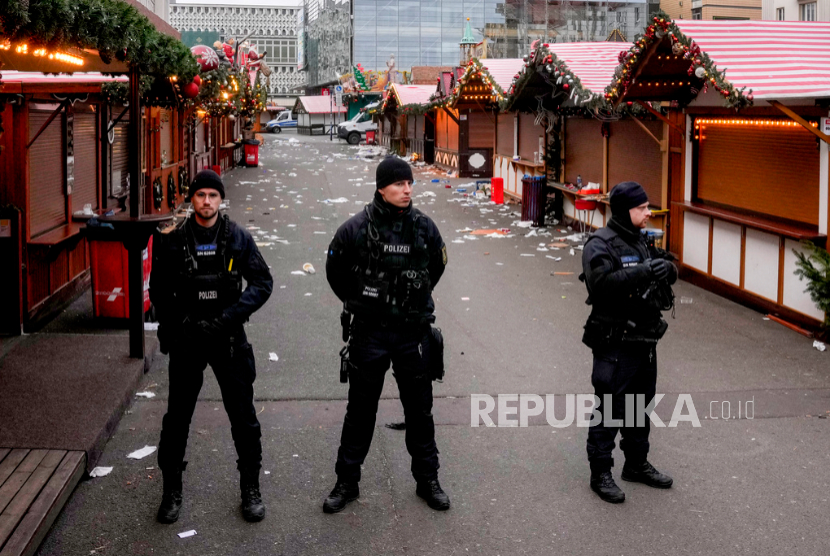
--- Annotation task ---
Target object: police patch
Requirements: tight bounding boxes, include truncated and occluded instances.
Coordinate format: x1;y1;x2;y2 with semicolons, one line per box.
621;254;640;268
382;243;411;254
441;245;448;265
196;243;217;257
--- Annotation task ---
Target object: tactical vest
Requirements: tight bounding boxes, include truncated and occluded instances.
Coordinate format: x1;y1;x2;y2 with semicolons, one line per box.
583;226;673;323
178;215;243;319
348;205;432;320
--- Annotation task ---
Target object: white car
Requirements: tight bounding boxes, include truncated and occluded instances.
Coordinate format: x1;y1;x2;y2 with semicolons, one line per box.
337;108;378;145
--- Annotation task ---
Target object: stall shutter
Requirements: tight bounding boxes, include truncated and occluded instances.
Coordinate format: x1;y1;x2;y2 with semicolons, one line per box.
608;119;662;204
697;122;820;226
407;115;415;138
110;113;129;196
73;111;98;211
563;117;603;185
468;111;494;149
496;113;514;157
29;110;65;237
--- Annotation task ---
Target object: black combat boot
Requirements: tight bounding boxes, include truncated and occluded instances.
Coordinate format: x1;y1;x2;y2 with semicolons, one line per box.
416;479;451;511
240;468;266;522
157;464;185;523
621;460;673;489
590;471;626;504
322;481;360;513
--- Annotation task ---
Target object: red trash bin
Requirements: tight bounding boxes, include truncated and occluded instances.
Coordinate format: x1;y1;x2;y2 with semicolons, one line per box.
491;177;504;204
365;130;376;145
243;139;260;167
88;231;152;319
211;164;221;175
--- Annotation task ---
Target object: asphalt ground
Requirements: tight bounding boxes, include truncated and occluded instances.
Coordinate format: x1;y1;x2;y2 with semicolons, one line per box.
36;131;829;556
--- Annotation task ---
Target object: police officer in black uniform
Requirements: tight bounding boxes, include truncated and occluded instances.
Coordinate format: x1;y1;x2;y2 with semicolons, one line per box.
323;157;450;513
150;169;273;523
581;181;676;504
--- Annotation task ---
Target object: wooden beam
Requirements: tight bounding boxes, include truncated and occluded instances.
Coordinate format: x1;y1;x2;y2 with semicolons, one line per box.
637;101;683;136
769;100;830;146
442;107;460;125
632;116;662;147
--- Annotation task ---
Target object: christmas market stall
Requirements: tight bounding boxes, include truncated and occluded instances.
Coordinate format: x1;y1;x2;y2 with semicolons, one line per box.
431;57;523;178
606;15;830;328
0;0;200;338
501;41;677;238
294;95;346;135
378;84;436;159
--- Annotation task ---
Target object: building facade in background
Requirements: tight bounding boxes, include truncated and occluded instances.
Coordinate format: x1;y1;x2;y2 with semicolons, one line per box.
302;0;661;89
661;0;761;20
136;0;171;20
169;0;306;99
762;0;829;20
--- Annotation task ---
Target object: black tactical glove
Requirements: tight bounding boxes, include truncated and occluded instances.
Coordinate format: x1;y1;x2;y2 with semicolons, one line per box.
648;258;670;281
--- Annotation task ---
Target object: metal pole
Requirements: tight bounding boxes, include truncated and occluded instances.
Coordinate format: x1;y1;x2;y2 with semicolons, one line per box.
329;87;333;141
128;67;145;359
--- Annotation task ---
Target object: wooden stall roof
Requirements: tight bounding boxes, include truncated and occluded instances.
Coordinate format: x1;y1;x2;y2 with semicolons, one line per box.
506;42;630;112
0;71;127;94
386;84;437;110
293;96;347;115
608;18;830;107
447;58;524;109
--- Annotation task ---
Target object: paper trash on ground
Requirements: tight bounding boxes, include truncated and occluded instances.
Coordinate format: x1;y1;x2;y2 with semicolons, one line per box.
269;352;279;362
127;446;157;460
177;530;197;539
135;392;156;399
89;466;113;478
814;341;827;352
143;322;159;331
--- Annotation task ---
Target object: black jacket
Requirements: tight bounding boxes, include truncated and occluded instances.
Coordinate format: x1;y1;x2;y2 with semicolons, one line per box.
582;217;677;336
150;215;273;331
326;194;447;323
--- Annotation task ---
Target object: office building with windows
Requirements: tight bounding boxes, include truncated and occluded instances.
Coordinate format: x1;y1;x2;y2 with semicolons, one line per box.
169;0;306;100
762;0;828;20
302;0;660;89
661;0;761;20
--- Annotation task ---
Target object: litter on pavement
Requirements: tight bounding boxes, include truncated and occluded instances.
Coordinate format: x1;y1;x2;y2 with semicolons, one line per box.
126;446;156;460
177;530;197;539
269;352;279;362
143;322;159;331
814;341;827;352
135;392;156;399
303;263;316;274
89;466;113;478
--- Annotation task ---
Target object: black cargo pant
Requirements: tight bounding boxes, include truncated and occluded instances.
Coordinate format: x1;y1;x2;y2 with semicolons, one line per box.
586;342;657;473
335;321;439;483
158;330;262;473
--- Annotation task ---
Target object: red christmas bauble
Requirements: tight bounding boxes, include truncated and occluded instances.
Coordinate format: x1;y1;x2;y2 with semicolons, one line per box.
182;82;199;99
191;45;219;72
563;83;570;90
192;75;202;87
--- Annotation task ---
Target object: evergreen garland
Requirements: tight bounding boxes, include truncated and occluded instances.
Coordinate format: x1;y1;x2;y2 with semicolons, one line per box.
605;11;752;109
793;242;830;329
0;0;198;81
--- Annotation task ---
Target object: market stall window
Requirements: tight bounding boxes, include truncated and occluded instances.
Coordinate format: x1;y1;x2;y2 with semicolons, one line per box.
694;117;821;227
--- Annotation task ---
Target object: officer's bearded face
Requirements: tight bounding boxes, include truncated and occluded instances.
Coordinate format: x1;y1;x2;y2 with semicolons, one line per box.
379;180;413;208
192;188;222;225
629;202;652;229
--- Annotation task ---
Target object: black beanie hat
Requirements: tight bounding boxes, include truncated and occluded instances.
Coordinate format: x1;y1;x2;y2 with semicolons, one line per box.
609;181;648;217
187;169;225;201
376;157;413;190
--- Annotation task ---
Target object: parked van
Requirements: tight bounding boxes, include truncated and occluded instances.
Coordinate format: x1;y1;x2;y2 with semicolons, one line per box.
337;105;379;144
266;110;297;133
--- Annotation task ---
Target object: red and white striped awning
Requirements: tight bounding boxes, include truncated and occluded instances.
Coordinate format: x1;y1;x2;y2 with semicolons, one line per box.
0;71;128;84
543;42;633;94
388;84;436;107
479;58;525;92
674;20;830;100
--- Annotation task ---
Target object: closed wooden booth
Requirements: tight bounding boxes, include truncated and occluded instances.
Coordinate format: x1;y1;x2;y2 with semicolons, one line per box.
609;17;830;329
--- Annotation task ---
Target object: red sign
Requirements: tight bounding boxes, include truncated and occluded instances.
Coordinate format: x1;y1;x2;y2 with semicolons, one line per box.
321;89;330;96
